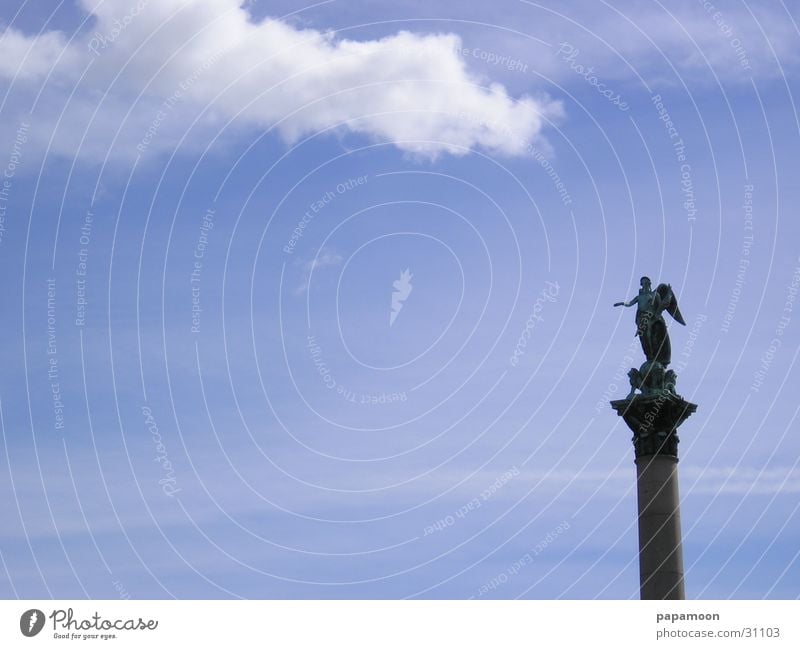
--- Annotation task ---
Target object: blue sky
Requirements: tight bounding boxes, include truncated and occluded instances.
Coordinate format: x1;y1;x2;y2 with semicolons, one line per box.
0;0;798;599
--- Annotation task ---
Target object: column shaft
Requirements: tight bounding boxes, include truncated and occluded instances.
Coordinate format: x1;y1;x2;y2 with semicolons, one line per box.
635;454;685;599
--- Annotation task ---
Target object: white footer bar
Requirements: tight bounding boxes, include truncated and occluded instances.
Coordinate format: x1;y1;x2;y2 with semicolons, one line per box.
1;600;796;648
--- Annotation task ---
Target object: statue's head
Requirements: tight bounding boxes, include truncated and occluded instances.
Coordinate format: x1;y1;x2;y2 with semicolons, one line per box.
640;276;652;290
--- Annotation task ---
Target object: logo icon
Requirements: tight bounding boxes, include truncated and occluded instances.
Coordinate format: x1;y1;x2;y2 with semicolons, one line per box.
390;269;413;326
20;609;45;637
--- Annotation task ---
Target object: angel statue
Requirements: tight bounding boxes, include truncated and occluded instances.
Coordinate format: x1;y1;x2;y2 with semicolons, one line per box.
614;276;685;365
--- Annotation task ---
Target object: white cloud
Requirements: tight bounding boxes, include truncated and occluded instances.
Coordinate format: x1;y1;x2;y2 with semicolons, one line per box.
0;0;562;163
0;27;76;81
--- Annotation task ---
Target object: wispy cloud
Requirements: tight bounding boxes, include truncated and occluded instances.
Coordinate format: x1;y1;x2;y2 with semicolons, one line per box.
294;248;343;295
683;466;800;495
424;465;800;499
438;0;798;87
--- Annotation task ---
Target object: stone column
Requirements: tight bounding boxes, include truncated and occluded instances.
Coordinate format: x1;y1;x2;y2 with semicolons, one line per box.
636;453;684;599
611;393;696;600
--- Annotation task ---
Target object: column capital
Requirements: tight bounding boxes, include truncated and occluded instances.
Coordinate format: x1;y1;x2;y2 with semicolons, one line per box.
610;394;697;459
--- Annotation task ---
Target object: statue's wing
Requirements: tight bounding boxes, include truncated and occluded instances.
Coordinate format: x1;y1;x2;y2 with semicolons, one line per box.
657;283;686;325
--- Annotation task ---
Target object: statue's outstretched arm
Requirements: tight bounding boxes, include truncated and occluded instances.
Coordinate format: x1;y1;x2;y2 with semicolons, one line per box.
613;296;637;307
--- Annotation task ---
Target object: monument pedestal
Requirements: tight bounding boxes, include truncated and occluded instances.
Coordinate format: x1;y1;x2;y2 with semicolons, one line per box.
610;393;697;600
